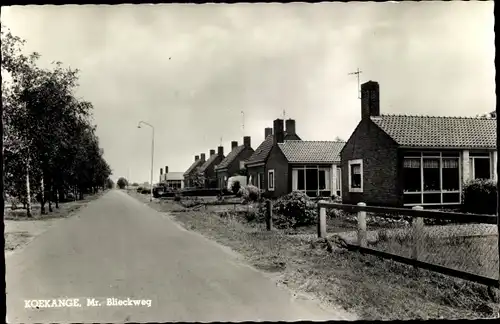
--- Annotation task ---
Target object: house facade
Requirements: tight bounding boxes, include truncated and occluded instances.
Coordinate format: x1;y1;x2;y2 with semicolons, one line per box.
183;154;205;188
198;147;225;188
245;118;301;191
159;166;184;190
266;140;345;198
341;80;497;208
215;136;254;190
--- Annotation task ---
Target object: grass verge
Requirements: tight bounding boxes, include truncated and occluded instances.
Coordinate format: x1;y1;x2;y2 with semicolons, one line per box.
128;191;500;320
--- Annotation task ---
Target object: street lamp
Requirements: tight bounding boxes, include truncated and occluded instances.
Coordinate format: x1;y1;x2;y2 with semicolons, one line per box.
138;121;155;202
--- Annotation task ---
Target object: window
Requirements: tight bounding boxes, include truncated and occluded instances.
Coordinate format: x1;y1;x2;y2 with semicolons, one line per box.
258;172;264;190
348;159;363;192
470;156;491;180
292;166;331;197
402;152;461;206
268;170;275;191
336;167;342;197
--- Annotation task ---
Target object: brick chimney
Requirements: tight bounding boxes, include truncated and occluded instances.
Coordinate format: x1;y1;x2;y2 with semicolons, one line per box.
210;149;216;156
218;146;224;156
265;127;273;138
195;155;199;161
243;136;251;148
273;119;284;145
231;141;238;149
361;81;380;120
200;153;206;161
285;119;296;135
165;166;168;174
160;168;163;175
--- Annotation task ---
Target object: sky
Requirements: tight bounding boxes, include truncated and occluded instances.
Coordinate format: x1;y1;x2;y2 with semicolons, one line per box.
1;2;495;184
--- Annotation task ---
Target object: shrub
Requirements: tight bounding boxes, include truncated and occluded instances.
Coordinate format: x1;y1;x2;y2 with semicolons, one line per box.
272;191;317;229
174;194;181;202
231;181;241;196
137;186;143;193
462;179;497;215
141;188;151;194
242;185;260;202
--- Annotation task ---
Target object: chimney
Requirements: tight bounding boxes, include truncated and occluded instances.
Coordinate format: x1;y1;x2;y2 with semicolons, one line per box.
218;146;224;156
200;153;206;161
231;141;238;149
265;127;273;138
210;149;216;156
165;166;168;174
361;81;380;120
243;136;251;148
160;168;163;175
285;119;296;135
273;118;284;145
195;155;199;161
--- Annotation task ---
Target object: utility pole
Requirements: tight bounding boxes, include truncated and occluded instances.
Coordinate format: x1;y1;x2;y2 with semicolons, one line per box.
25;150;32;217
348;68;363;99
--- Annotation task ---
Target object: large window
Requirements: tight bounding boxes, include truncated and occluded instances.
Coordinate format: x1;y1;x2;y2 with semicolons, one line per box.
469;152;492;180
293;166;331;197
336;167;342;197
167;180;182;190
348;159;363;193
403;151;460;206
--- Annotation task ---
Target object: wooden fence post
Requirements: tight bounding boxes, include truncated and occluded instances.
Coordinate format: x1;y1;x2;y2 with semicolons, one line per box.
265;200;272;231
357;202;367;247
412;206;424;260
317;201;327;238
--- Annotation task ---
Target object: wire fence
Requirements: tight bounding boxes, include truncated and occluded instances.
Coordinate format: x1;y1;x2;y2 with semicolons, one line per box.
318;202;499;287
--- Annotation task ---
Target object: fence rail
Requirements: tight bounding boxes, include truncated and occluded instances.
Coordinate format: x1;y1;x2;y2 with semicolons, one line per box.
314;201;499;288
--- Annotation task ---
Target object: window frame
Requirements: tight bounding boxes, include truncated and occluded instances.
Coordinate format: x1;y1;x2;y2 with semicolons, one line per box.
268;169;275;191
348;159;363;193
402;151;461;206
291;165;332;197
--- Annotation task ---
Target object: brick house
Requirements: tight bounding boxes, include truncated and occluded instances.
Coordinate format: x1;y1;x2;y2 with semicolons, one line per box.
183;154;206;188
198;147;225;188
215;136;255;189
245;118;301;191
341;80;497;208
159;166;184;190
266;140;346;198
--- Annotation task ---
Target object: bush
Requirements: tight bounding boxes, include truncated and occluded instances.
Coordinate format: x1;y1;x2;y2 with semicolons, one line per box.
141;188;151;195
272;191;317;229
231;181;241;195
137;187;143;193
462;179;497;215
181;188;220;197
174;194;181;202
241;185;260;202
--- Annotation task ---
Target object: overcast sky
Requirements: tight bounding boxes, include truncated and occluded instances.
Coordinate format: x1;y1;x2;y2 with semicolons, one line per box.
1;2;495;184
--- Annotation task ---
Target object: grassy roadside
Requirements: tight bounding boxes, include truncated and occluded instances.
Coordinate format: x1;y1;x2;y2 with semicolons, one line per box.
128;190;500;320
4;190;107;252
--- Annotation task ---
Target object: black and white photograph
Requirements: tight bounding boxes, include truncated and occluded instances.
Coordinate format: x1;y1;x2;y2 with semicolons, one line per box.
1;1;498;322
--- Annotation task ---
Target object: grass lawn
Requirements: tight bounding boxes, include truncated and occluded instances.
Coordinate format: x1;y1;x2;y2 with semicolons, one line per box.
128;191;500;320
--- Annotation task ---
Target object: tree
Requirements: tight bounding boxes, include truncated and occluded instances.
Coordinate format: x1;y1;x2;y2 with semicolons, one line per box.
106;178;115;189
117;177;128;189
2;24;112;216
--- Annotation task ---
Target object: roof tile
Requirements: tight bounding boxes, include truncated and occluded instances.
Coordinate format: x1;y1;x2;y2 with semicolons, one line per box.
183;159;204;176
215;145;247;170
371;115;496;148
246;133;301;165
278;140;345;163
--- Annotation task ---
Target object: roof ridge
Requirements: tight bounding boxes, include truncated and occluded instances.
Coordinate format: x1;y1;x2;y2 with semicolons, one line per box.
375;114;495;120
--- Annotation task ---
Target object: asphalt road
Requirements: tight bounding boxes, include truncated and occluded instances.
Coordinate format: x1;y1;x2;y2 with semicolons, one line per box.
6;190;355;322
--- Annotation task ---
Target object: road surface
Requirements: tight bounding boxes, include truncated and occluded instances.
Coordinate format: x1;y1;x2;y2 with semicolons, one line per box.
6;190;355;322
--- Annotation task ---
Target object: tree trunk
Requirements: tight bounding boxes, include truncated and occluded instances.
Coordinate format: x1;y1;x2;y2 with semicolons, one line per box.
48;182;53;212
40;176;46;215
26;160;32;218
54;186;59;209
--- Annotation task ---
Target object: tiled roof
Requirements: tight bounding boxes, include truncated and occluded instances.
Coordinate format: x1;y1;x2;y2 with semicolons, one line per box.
278;140;346;163
215;145;246;170
183;159;204;176
371;115;497;148
198;154;222;173
165;172;184;181
246;133;301;165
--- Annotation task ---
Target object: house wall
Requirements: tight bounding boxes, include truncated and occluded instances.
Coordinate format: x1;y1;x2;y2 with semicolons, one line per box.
247;165;266;190
266;145;290;198
226;147;255;176
341;119;400;207
203;156;224;188
215;170;230;190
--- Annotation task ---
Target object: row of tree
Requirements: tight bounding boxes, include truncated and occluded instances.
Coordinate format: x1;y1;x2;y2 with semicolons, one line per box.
2;25;113;216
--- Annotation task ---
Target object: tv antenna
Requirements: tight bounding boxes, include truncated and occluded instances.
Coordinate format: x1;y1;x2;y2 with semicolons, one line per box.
348;68;363;99
241;111;245;133
283;109;286;119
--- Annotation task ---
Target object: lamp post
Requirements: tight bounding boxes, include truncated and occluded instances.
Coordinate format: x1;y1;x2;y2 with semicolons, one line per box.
138;121;155;202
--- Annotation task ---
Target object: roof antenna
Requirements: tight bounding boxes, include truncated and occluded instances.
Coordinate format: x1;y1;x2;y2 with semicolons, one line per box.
348;68;363;99
220;137;222;146
283;109;286;119
241;111;245;134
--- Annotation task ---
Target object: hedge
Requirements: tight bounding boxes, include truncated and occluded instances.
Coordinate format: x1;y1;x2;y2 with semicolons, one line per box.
462;179;497;215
